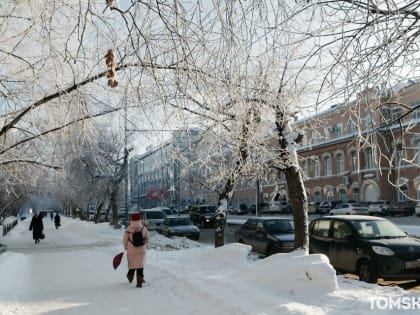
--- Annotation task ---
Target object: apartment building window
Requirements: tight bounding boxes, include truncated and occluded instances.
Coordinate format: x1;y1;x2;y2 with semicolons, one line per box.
352;188;360;202
395;143;405;166
398;184;409;201
336;153;344;174
415;138;420;164
364;113;373;130
313;158;320;177
301;160;309;177
323;156;332;176
312;132;319;144
365;148;373;169
314;191;322;203
412;101;420;119
350;151;358;172
392;107;403;123
348;120;357;135
336;123;343;137
339;189;347;202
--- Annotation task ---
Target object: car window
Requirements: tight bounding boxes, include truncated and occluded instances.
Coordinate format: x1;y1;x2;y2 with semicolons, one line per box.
144;211;165;219
312;220;330;237
352;220;406;239
332;221;352;239
167;217;191;226
264;220;294;233
243;220;257;231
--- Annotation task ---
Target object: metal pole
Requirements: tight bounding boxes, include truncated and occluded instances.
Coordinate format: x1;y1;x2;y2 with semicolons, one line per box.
255;177;260;217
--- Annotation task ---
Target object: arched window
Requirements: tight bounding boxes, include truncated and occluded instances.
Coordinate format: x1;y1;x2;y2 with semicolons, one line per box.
336;153;344;174
365;148;373;169
352;188;360;202
395;143;405;167
339;189;347;202
350;151;358;172
323;156;332;176
314;191;322;203
313;158;320;178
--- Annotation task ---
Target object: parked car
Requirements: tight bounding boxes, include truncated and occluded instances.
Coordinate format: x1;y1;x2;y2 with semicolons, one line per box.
260;201;291;214
150;207;176;216
329;203;369;215
309;215;420;283
317;201;338;214
139;209;167;231
228;203;249;215
387;201;416;216
234;217;295;256
367;201;390;216
190;204;217;227
416;202;420;217
159;215;200;240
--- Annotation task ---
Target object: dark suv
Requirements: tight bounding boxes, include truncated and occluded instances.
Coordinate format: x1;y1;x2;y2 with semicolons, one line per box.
309;215;420;283
190;204;217;227
388;201;416;216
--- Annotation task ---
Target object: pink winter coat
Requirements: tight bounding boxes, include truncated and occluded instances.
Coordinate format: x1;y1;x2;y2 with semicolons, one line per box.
123;220;150;269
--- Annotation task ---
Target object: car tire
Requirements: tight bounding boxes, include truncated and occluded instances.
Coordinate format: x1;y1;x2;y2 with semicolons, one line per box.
357;259;378;283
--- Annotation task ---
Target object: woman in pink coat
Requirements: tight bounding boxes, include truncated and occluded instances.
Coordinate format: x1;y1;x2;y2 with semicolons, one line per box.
123;212;150;287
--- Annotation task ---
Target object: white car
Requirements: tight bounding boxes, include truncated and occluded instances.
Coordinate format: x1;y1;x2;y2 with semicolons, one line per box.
367;201;390;216
415;202;420;217
329;203;369;215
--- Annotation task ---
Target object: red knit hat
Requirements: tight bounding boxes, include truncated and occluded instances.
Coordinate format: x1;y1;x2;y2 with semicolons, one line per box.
131;213;141;221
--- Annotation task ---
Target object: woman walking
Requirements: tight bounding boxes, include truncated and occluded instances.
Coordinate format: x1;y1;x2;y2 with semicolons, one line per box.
123;213;150;287
29;212;44;244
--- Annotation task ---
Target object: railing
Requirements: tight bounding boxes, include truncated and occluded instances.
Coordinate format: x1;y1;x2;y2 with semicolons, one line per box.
0;217;17;254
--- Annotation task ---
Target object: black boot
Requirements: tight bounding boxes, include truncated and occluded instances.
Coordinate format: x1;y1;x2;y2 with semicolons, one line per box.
136;275;144;288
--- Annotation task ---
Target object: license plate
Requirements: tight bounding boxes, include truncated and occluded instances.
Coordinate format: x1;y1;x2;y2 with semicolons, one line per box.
405;260;420;269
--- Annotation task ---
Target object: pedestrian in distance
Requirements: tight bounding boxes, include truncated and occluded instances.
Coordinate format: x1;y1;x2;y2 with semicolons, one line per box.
123;212;150;288
29;212;44;244
54;213;61;229
50;212;53;221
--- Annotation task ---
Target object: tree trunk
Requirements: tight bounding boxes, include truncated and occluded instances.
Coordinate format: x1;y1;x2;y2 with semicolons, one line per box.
285;166;308;252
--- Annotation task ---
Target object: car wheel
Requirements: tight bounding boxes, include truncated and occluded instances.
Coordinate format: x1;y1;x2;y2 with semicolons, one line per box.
357;259;378;283
329;212;334;215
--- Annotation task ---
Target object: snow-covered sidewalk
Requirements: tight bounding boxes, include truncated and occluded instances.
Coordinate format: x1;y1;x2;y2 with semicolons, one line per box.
0;216;419;315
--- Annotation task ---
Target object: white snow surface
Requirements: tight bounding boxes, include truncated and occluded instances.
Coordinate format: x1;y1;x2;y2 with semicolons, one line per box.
0;216;419;315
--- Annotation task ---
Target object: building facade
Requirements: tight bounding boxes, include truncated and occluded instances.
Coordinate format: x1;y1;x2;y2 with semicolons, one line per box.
129;81;420;210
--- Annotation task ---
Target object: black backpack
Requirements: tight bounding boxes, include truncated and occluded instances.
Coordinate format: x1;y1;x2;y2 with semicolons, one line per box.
129;226;145;247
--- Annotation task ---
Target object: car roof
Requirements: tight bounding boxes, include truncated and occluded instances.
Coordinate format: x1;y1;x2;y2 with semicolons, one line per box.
246;216;292;221
165;215;190;219
316;215;386;221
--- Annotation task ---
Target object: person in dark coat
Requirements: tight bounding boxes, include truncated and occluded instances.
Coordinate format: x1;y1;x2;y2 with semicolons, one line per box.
29;212;44;244
54;213;61;229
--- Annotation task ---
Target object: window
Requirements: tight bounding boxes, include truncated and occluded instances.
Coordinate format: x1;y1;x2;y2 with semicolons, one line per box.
336;123;343;137
412;102;420;120
313;220;331;237
395;143;406;167
415;139;420;165
348;120;357;135
332;221;352;239
350;151;358;172
352;188;360;202
312;132;319;144
336;153;344;174
339;189;347;202
313;158;320;178
314;191;322;203
392;107;403;123
365;148;373;169
323;156;332;176
364;113;373;130
301;160;309;177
